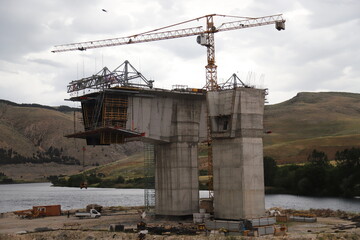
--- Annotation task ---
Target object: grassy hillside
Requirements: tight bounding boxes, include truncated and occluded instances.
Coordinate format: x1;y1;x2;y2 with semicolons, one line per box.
2;92;360;182
84;152;145;181
0;100;142;181
48;153;146;188
264;92;360;163
61;91;360;189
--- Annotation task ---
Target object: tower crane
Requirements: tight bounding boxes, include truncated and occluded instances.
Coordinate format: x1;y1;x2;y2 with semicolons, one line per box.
52;13;285;198
52;13;285;90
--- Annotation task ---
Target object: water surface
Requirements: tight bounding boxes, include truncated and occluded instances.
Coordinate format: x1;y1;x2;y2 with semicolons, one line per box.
0;182;359;213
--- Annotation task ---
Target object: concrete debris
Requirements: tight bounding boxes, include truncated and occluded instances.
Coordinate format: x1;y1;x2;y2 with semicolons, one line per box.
33;227;54;232
109;224;124;232
267;209;282;216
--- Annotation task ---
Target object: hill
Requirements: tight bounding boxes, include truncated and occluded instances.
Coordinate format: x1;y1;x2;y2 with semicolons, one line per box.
92;91;359;173
1;92;360;182
264;92;360;164
56;92;360;189
0;100;142;181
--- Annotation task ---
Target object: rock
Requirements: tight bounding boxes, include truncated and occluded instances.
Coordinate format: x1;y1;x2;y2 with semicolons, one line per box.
56;232;68;240
109;224;125;232
85;236;96;240
34;227;53;232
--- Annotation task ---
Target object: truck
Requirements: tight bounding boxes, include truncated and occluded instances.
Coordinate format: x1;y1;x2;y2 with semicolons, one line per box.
75;209;101;218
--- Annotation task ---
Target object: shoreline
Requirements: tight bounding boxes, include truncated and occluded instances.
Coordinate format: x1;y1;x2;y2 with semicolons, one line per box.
0;206;359;239
1;206;359;218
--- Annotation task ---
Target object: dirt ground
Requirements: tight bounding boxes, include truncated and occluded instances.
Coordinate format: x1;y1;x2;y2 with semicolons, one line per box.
0;207;359;240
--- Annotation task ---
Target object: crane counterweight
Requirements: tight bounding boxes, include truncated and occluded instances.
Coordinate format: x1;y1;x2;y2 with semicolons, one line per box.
275;20;286;31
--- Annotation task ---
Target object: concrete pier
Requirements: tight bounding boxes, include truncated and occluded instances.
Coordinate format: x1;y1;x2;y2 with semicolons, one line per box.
68;86;266;218
67;88;207;216
155;142;199;215
207;88;266;219
129;90;207;216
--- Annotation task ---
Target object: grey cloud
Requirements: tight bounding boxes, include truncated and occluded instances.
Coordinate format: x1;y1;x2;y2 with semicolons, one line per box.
0;67;19;75
27;58;65;68
301;0;360;28
0;0;106;61
0;0;359;106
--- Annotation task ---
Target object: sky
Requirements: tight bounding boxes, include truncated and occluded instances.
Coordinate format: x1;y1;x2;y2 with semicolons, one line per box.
0;0;359;106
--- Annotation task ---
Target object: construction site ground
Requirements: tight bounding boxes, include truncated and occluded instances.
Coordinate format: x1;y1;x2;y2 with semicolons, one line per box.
0;207;359;240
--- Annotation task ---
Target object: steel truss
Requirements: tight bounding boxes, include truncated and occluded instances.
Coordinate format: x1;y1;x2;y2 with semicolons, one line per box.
219;73;250;90
67;60;154;94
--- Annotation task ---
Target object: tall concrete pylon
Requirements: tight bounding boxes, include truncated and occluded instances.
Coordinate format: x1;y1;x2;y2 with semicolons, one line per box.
207;87;266;219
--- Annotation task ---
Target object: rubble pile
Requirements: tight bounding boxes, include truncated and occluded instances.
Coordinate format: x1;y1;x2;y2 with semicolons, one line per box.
269;207;360;220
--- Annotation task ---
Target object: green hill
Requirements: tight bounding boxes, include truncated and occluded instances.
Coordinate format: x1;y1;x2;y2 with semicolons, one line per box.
1;92;360;182
79;91;360;187
264;92;360;164
0;100;142;182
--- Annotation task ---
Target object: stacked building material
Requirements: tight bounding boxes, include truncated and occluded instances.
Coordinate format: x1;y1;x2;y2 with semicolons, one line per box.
249;217;276;236
193;209;211;223
204;220;245;232
290;215;317;222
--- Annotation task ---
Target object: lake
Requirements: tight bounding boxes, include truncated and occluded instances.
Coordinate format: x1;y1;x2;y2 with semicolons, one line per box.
0;182;359;213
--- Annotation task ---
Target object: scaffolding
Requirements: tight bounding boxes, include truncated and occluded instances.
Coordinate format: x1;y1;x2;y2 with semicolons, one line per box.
102;94;128;128
144;143;155;213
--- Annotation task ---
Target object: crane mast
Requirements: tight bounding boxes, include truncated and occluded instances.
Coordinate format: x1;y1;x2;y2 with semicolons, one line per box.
204;15;218;90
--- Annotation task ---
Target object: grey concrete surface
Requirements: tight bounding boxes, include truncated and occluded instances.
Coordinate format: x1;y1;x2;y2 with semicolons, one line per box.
75;87;266;218
208;88;266;219
155;142;199;215
128;90;206;215
127;90;207;143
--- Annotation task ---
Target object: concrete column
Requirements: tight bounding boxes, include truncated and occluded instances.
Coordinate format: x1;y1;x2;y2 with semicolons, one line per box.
208;88;266;219
153;96;205;216
213;137;265;219
155;142;199;216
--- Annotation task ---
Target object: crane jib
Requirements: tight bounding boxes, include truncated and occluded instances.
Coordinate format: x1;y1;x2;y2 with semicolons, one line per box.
51;14;284;53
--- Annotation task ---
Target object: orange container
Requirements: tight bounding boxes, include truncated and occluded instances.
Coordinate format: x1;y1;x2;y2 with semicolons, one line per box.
32;205;61;216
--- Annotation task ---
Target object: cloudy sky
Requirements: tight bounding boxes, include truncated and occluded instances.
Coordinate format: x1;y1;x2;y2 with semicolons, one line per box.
0;0;359;106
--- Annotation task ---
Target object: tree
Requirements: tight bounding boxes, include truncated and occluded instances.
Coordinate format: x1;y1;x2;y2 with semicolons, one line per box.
297;177;312;195
67;174;84;187
335;147;360;197
273;165;299;192
307;149;329;167
335;147;360;169
116;175;125;184
87;173;102;185
263;156;277;186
